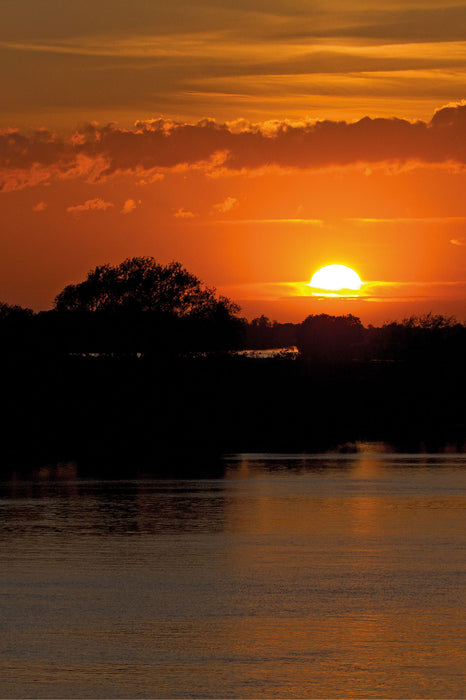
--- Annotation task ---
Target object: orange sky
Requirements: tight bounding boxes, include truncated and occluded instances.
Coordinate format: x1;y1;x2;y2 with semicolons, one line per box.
2;0;466;324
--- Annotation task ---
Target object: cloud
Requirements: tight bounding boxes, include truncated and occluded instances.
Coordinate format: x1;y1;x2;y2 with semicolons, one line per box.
210;218;324;225
450;238;466;246
213;196;238;213
3;4;466;57
348;216;466;225
222;278;466;304
0;164;52;192
121;198;140;214
311;5;466;43
137;172;164;186
174;207;196;218
32;201;47;212
4;3;466;131
66;198;114;214
5;102;466;191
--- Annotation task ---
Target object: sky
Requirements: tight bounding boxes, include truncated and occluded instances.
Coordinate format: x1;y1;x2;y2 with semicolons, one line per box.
2;0;466;323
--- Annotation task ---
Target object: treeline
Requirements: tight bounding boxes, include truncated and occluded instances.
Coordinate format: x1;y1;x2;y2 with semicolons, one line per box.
0;305;244;356
0;305;294;356
245;312;466;365
0;257;244;356
244;315;297;349
0;257;465;469
1;256;466;362
2;301;466;364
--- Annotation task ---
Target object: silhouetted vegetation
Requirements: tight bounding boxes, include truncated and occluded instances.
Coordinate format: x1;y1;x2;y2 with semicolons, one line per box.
0;302;34;354
0;258;244;357
363;313;466;364
296;313;364;362
54;257;238;317
1;260;465;473
244;315;297;349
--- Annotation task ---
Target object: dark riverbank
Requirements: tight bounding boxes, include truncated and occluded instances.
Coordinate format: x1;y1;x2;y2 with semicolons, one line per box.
2;352;465;476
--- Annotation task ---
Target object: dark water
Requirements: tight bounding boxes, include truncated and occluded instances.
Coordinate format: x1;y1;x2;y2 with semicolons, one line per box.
1;449;465;698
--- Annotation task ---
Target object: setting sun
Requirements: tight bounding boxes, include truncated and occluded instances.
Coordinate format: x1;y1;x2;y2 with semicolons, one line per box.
310;265;362;294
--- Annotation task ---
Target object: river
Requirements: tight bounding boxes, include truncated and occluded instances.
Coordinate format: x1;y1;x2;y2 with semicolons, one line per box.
1;448;465;698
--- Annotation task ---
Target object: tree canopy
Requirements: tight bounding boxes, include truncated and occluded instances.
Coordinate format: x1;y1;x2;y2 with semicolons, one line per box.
54;257;239;319
50;257;243;354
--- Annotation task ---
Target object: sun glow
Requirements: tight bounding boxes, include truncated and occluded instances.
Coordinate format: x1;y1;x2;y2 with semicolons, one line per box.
310;264;362;295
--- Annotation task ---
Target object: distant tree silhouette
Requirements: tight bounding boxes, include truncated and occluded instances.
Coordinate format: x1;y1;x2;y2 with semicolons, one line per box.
296;313;364;362
401;312;457;330
0;302;33;321
251;315;272;330
244;316;297;349
0;302;34;354
374;313;465;363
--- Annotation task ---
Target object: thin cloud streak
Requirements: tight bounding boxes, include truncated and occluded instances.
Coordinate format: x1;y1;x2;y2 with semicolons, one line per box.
222;279;466;303
4;36;466;64
210;219;325;225
191;68;466;99
348;216;466;224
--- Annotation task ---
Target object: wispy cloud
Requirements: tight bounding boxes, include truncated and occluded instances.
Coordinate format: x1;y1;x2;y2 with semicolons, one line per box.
121;198;140;214
4;2;466;124
210;218;324;225
212;196;238;213
221;278;466;303
32;201;47;212
174;207;196;219
66;198;114;214
348;216;466;224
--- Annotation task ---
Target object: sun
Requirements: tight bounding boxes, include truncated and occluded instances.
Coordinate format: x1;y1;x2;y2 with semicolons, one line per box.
310;264;362;294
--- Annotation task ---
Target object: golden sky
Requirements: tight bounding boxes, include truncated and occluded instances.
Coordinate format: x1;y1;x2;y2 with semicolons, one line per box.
2;0;466;323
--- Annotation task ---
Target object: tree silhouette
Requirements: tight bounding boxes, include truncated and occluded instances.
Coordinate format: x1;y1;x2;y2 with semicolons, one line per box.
374;313;464;363
52;257;242;354
296;313;364;362
0;302;34;354
0;302;33;320
54;257;239;318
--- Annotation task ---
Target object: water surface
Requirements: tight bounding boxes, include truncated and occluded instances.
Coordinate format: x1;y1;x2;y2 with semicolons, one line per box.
1;451;465;698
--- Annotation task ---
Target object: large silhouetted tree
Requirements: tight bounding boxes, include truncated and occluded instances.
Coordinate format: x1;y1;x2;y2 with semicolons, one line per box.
52;257;242;354
54;257;238;318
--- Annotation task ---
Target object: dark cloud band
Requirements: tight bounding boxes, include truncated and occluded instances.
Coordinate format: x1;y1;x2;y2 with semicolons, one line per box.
2;102;466;190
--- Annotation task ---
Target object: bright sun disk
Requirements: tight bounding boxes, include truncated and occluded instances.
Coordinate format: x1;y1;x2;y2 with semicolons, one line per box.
310;264;362;292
